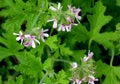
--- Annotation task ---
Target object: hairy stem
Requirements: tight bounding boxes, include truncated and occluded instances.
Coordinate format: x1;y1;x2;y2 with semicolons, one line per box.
39;72;48;84
31;12;41;29
88;39;92;50
110;48;115;66
50;28;54;36
54;58;71;64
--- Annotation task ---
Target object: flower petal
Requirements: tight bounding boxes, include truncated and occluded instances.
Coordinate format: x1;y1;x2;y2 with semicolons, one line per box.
25;34;31;39
34;39;40;44
43;33;49;37
41;37;45;42
16;37;21;41
58;3;61;10
31;40;36;48
53;20;57;28
47;19;54;22
24;42;30;47
13;33;19;35
49;6;57;11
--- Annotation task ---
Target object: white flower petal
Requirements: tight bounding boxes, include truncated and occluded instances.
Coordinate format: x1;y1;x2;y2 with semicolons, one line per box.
25;34;31;39
58;3;61;10
49;6;57;11
76;16;82;20
13;33;19;35
19;31;23;35
62;27;65;31
47;19;55;22
16;37;21;41
34;39;40;44
53;20;57;28
58;26;62;31
43;29;49;32
21;39;24;45
31;40;36;48
43;33;49;37
65;26;70;32
41;37;45;42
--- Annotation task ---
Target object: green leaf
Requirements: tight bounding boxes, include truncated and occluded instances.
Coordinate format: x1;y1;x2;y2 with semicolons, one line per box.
0;47;12;61
0;29;23;61
103;67;120;84
72;24;89;43
55;70;69;84
96;60;110;78
88;1;112;34
72;50;86;63
60;43;73;56
14;52;42;78
116;0;120;6
43;58;52;71
93;32;118;49
15;75;23;84
45;35;58;51
96;60;120;84
87;1;119;50
62;0;71;10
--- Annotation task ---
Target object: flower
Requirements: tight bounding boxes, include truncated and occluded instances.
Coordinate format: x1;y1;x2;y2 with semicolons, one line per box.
88;75;98;84
24;34;40;48
47;19;58;28
13;31;24;44
68;5;81;20
49;3;62;11
58;24;66;31
67;16;78;26
69;78;82;84
83;51;94;62
58;24;72;32
66;16;78;31
39;29;49;42
71;62;78;69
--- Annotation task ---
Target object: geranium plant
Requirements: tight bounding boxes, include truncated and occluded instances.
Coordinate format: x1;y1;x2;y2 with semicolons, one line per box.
0;0;120;84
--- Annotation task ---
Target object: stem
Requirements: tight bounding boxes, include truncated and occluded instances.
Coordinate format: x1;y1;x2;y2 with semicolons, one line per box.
50;28;54;36
92;0;94;7
54;58;71;64
31;12;41;29
39;73;48;84
88;39;92;50
110;48;115;66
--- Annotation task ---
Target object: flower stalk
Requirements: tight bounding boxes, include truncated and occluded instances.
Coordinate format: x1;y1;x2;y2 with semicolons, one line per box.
110;48;115;66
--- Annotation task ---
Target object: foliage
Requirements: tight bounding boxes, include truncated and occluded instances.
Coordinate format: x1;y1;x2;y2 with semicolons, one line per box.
0;0;120;84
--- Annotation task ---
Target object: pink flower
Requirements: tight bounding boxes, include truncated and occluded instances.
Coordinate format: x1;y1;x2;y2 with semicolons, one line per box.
53;19;57;28
88;75;98;84
68;5;81;20
47;19;58;28
66;16;78;31
13;31;24;44
24;34;40;48
58;24;71;32
67;16;78;26
39;29;49;42
58;24;66;31
71;62;78;69
83;51;94;62
69;78;82;84
75;79;82;84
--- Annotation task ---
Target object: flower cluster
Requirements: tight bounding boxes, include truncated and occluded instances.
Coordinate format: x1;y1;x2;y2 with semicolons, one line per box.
47;3;81;32
13;28;49;48
70;51;98;84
